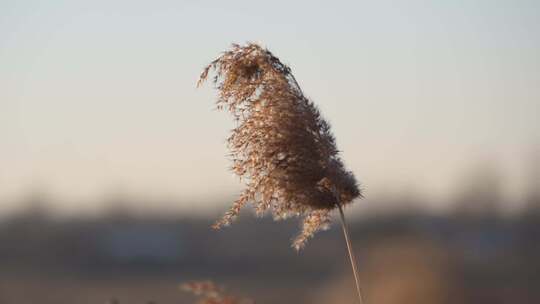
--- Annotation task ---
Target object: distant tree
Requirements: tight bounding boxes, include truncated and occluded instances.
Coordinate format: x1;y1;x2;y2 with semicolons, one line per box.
452;161;504;218
523;148;540;217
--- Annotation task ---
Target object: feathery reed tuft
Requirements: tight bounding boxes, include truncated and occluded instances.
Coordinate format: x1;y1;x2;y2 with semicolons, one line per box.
181;281;254;304
198;43;361;249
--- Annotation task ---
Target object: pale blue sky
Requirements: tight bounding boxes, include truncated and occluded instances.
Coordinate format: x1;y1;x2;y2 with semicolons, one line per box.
1;1;539;214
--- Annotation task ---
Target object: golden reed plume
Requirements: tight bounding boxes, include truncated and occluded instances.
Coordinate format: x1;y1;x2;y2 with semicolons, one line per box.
198;43;361;249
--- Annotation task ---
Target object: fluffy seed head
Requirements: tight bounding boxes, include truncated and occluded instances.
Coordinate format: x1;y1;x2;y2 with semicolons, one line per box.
198;43;361;249
181;281;254;304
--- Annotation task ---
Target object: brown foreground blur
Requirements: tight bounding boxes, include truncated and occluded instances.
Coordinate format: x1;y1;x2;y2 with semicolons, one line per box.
0;191;539;304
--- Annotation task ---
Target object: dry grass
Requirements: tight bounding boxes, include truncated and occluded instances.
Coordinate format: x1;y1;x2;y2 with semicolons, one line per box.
181;281;255;304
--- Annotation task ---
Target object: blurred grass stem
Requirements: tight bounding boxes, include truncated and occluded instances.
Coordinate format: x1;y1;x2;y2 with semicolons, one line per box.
338;203;364;304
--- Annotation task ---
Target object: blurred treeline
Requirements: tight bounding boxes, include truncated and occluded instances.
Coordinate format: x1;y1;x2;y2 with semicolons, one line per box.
0;185;539;304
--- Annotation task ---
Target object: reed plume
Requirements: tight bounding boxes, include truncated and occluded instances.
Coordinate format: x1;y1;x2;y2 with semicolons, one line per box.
181;281;254;304
199;42;365;303
198;42;361;249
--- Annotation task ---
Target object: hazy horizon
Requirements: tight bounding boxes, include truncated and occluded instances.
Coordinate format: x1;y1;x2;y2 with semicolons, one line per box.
2;0;539;214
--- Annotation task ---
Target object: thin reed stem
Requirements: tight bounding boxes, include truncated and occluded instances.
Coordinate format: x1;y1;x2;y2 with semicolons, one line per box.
338;203;364;304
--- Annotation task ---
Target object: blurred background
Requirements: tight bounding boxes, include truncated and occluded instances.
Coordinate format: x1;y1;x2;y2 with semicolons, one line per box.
1;1;539;303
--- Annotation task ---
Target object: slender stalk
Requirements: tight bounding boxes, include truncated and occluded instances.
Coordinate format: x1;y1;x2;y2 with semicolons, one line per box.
338;203;364;304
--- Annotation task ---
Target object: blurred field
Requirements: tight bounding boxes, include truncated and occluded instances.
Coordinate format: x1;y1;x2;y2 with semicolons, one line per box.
0;193;539;304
